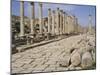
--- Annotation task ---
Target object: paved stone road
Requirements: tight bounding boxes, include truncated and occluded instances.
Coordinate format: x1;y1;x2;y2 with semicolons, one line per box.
11;34;95;73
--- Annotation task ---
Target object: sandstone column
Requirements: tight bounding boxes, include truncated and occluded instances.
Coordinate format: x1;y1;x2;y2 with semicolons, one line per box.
39;3;43;35
48;8;51;34
47;8;52;40
75;17;78;33
63;12;65;34
65;13;68;34
76;18;79;33
51;10;55;35
59;10;63;35
71;15;74;33
67;15;71;34
56;8;60;35
20;1;24;36
88;14;92;34
70;16;73;33
30;2;35;34
73;15;76;33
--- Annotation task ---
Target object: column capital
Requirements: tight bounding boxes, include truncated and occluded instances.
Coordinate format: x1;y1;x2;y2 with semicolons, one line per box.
39;2;42;7
63;11;65;14
52;10;55;13
57;7;59;10
20;1;24;3
89;14;92;17
65;12;68;16
73;15;76;18
48;8;51;11
60;10;63;12
89;14;92;21
30;2;34;5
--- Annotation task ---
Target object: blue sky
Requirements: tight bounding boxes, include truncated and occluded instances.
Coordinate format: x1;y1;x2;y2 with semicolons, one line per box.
11;0;96;27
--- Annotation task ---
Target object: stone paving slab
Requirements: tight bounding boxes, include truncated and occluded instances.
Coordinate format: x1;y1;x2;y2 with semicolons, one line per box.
12;34;95;73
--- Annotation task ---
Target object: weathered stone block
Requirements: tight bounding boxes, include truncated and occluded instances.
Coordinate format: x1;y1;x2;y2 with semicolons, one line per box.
58;55;70;67
71;51;81;66
81;52;93;69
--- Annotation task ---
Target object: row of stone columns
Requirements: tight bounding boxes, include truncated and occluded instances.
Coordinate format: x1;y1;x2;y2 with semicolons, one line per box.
20;1;43;37
20;1;35;36
47;8;70;36
20;1;79;38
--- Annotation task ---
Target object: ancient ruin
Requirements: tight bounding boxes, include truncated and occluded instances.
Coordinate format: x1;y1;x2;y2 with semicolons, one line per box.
11;1;96;74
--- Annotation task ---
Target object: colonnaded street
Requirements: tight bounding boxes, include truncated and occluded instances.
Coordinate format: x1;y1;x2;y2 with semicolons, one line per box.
12;33;96;73
11;1;96;74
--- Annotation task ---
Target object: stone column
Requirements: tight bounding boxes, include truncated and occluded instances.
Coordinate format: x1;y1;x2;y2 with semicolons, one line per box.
51;10;55;35
88;14;92;34
39;3;43;35
73;15;76;33
65;13;68;34
63;12;65;34
70;16;73;33
59;10;63;35
47;8;52;40
72;16;74;33
75;18;78;33
56;8;60;35
48;8;51;34
30;2;35;34
20;1;24;36
67;15;71;34
75;17;78;33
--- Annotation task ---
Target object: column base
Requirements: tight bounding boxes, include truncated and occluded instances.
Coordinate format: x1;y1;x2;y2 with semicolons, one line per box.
46;33;51;40
39;33;43;37
26;33;35;44
19;35;26;40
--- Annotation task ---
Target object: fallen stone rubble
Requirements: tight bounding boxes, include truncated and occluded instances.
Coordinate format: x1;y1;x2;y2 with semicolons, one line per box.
58;34;96;70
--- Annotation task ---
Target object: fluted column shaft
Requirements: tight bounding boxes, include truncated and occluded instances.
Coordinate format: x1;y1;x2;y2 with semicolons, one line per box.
51;10;55;35
88;15;92;33
59;10;63;35
30;2;35;34
20;1;24;36
63;12;65;34
56;8;60;35
39;3;43;34
48;8;51;34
